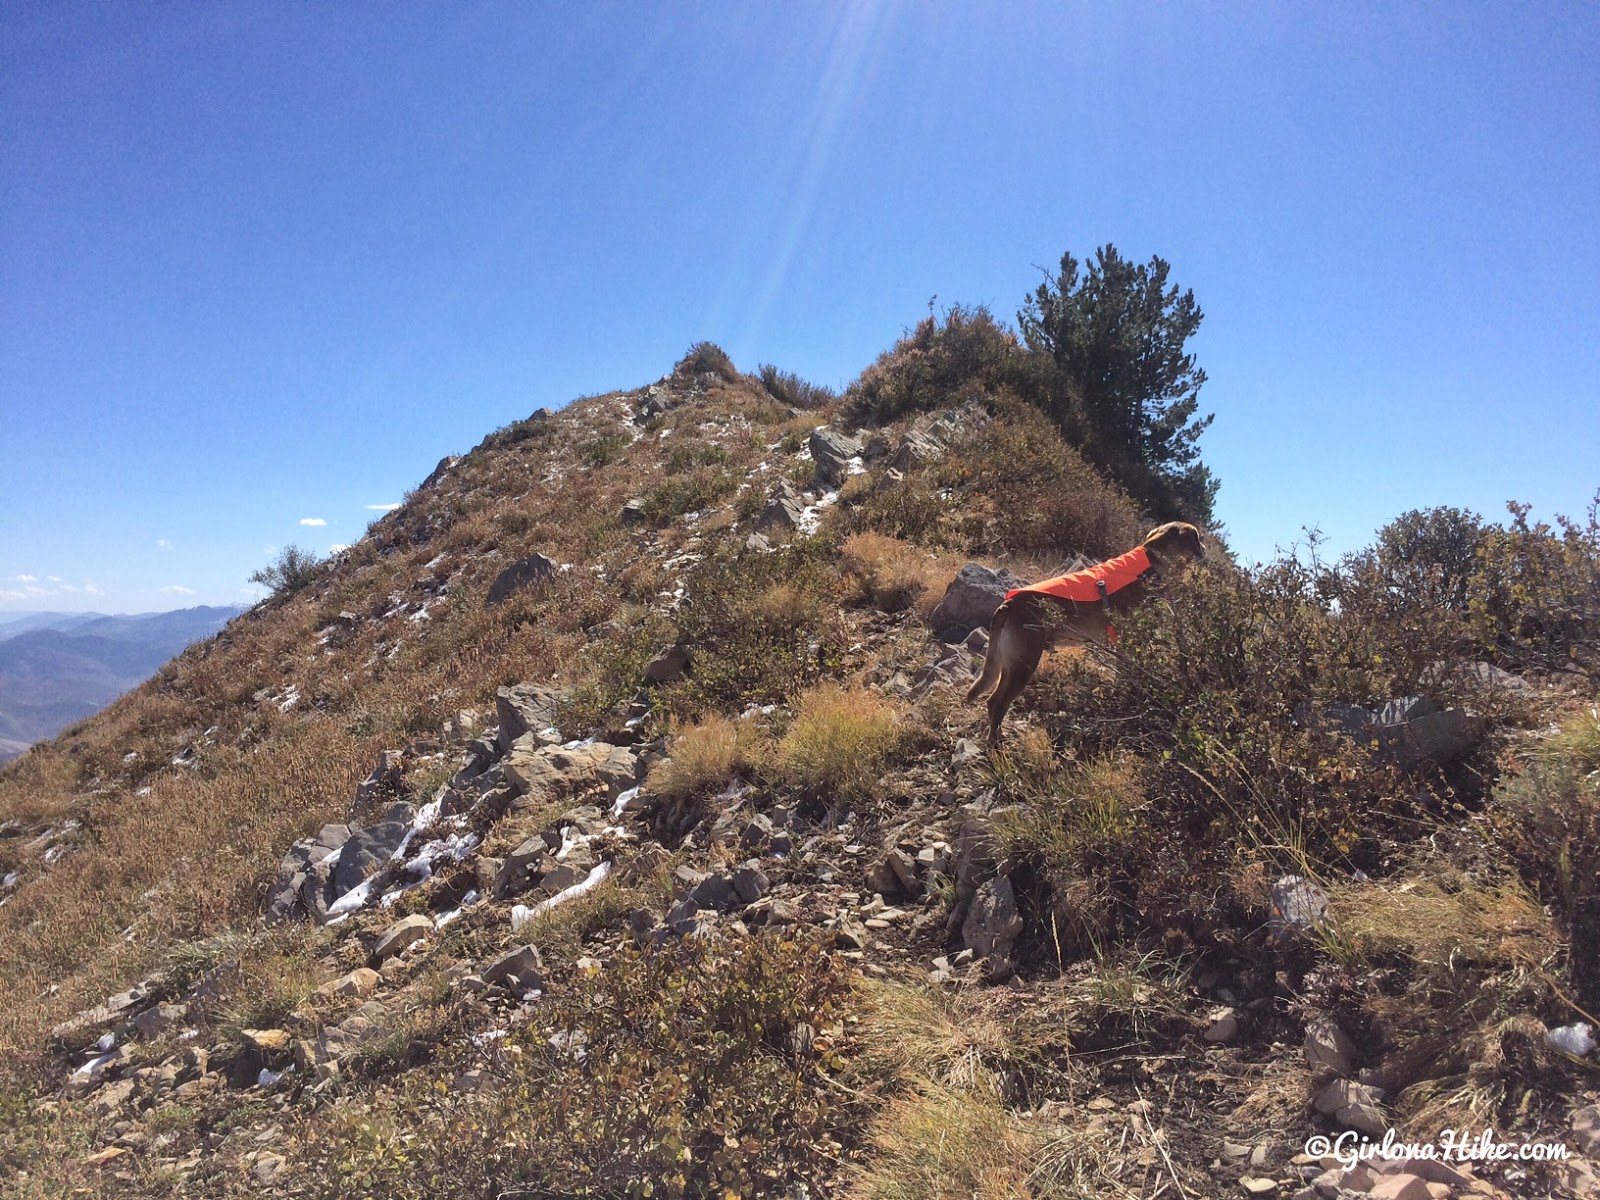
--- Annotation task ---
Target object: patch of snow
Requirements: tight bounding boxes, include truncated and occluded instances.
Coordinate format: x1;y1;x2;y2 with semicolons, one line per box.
610;787;640;819
470;1029;506;1050
511;862;613;931
69;1050;117;1087
257;1066;287;1088
97;1032;116;1052
326;877;378;918
1548;1022;1596;1057
435;889;480;928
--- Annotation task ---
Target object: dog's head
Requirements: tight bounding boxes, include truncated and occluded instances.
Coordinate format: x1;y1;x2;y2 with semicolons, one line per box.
1142;521;1206;568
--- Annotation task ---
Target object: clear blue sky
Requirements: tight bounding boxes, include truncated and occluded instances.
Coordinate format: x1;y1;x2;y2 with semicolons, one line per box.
3;3;1596;612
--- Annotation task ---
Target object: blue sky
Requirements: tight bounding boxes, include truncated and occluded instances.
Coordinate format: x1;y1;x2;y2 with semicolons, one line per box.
3;3;1596;612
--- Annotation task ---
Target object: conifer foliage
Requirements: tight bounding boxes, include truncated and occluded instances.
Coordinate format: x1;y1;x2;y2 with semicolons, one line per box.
1019;244;1217;523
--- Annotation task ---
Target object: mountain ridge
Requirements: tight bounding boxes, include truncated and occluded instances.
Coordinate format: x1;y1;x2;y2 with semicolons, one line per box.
1;343;1596;1199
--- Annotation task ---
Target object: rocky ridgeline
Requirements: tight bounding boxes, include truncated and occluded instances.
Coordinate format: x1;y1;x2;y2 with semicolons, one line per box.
24;376;1597;1198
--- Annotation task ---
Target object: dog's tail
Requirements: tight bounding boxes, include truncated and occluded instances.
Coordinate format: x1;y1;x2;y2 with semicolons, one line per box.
965;602;1010;703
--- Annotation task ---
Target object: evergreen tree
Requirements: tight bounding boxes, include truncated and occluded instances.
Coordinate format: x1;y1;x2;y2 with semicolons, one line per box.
1018;245;1217;522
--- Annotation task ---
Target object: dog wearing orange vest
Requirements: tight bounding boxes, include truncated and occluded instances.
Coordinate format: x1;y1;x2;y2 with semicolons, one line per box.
966;522;1206;745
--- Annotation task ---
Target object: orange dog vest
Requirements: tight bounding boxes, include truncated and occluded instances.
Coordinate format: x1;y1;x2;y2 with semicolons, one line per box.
1005;546;1152;644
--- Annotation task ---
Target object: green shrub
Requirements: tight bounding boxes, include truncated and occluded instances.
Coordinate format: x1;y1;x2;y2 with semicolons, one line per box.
1469;497;1600;678
639;466;741;524
842;304;1035;426
1492;708;1600;1007
673;341;738;382
301;934;855;1200
249;545;322;596
668;546;846;715
665;443;730;474
757;364;837;410
579;432;631;468
947;396;1147;561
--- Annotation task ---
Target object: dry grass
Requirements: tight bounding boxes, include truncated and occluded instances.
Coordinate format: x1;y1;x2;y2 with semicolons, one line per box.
848;1079;1049;1200
650;713;767;801
777;681;905;801
840;532;960;621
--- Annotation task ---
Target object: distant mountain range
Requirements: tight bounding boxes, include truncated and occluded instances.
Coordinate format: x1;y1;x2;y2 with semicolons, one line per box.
0;606;242;761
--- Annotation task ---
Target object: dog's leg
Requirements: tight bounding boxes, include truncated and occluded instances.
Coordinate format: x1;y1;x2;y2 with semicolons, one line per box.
965;603;1012;703
984;608;1047;746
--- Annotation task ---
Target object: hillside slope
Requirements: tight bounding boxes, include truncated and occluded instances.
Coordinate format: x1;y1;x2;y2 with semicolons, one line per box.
2;344;1597;1199
0;606;243;761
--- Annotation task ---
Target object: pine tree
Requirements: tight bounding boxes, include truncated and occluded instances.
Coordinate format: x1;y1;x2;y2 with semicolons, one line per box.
1018;245;1217;522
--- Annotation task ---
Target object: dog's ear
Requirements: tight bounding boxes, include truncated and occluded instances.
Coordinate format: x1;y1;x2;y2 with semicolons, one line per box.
1144;522;1205;562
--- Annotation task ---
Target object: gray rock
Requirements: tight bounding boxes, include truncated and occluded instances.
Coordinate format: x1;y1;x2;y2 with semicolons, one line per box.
502;739;637;805
483;944;545;992
369;913;433;966
928;563;1027;639
740;814;776;850
953;811;1000;898
889;429;944;471
886;847;919;894
486;553;558;606
641;385;672;418
493;836;558;899
265;823;351;924
1573;1104;1600;1157
809;427;863;488
353;750;406;808
643;644;693;684
962;874;1024;960
1305;1017;1356;1080
756;488;807;532
131;1002;188;1041
1268;874;1329;943
620;498;648;525
329;803;416;899
743;533;771;554
732;865;769;905
690;874;739;912
665;897;702;935
420;455;460;489
495;684;564;755
952;739;983;768
1314;1078;1383;1117
1296;693;1484;769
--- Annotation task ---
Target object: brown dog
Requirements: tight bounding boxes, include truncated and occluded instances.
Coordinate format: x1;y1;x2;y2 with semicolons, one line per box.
966;522;1206;745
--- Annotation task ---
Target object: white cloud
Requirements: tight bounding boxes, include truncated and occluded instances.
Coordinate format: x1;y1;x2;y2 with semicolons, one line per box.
365;503;401;512
299;517;328;527
161;584;195;595
58;582;80;593
84;584;100;594
47;575;63;583
156;538;172;549
16;574;38;583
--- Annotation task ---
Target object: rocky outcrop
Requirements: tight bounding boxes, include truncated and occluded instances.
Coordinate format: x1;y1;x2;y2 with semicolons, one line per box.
809;427;863;489
928;563;1027;639
485;553;558;606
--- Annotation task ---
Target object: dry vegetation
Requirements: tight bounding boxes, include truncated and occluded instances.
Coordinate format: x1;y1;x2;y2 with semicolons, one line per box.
3;333;1599;1198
